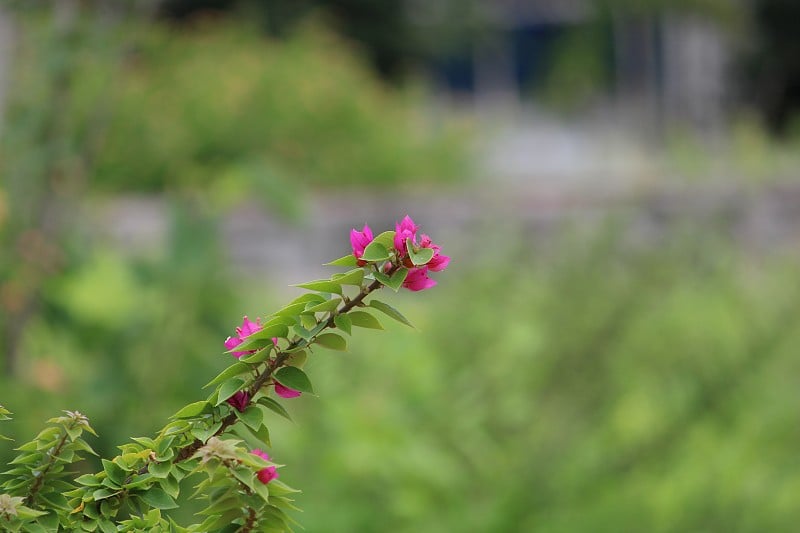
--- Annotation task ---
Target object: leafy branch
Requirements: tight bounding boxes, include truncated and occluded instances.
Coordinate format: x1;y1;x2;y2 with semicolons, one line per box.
0;216;448;532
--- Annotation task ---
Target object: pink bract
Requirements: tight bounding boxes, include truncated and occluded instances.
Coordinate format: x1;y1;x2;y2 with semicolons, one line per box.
251;449;279;484
275;382;301;398
394;215;419;255
226;391;250;413
419;234;450;272
350;224;374;264
403;267;437;291
224;316;263;358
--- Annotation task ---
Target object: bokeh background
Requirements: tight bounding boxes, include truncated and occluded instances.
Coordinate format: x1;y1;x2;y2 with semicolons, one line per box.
2;0;800;531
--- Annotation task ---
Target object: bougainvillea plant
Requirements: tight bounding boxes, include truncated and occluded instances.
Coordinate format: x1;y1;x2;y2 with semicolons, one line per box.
0;216;447;532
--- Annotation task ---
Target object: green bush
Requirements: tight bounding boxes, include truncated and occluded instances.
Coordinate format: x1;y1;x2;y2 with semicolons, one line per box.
12;13;464;198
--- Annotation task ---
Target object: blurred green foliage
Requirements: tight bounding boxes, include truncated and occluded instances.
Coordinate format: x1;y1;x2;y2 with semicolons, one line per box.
7;8;465;203
268;227;800;532
0;4;465;453
5;212;800;531
93;20;465;197
3;3;800;531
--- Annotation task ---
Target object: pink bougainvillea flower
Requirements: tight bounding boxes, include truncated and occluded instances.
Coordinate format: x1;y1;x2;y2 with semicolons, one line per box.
419;234;450;272
224;316;263;358
275;382;301;399
251;449;279;484
350;224;374;265
403;267;437;291
394;215;419;256
226;390;250;413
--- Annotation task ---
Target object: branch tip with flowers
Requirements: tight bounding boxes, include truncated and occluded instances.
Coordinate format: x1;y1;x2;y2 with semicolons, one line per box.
0;215;447;532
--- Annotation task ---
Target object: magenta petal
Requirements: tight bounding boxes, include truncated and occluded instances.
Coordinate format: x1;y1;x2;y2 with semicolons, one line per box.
252;448;270;461
226;391;250;412
224;336;242;351
350;224;374;258
427;253;450;272
257;465;278;484
275;383;302;399
238;316;262;337
394;215;419;253
407;277;437;291
402;267;437;291
251;449;278;484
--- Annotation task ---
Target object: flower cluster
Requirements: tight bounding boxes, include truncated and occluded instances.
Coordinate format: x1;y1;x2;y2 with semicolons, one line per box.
217;216;445;502
224;317;300;414
223;317;262;359
351;215;450;291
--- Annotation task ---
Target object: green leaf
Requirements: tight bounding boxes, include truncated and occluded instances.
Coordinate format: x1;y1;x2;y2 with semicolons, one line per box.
98;520;117;533
293;324;312;340
274;367;314;394
15;506;48;520
372;230;396;249
324;254;358;267
361;242;390;261
231;466;255;491
348;311;384;330
334;314;352;335
252;478;271;502
24;521;52;532
65;425;83;441
75;474;101;487
38;492;70;511
305;297;342;314
243;324;290;342
286;349;308;368
406;238;434;265
389;267;409;289
92;488;119;501
102;459;126;487
272;301;309;319
300;312;317;329
290;293;327;305
160;474;180;499
131;437;156;448
374;267;408;291
204;362;251;389
215;378;246;406
120;473;154;490
171;401;211;419
257;397;292;421
73;437;99;455
148;461;171;478
190;420;223;443
292;279;343;295
139;487;178;510
239;347;272;364
236;406;264;430
331;268;364;286
315;332;347;351
232;419;271;449
369;299;415;328
156;436;175;456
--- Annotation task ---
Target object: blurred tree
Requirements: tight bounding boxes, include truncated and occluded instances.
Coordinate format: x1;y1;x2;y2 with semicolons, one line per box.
159;0;419;80
742;0;800;135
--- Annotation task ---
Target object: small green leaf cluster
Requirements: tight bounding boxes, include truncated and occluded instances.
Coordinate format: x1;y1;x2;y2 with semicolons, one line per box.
0;222;436;531
1;411;97;531
0;405;11;442
185;437;299;532
0;493;47;533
